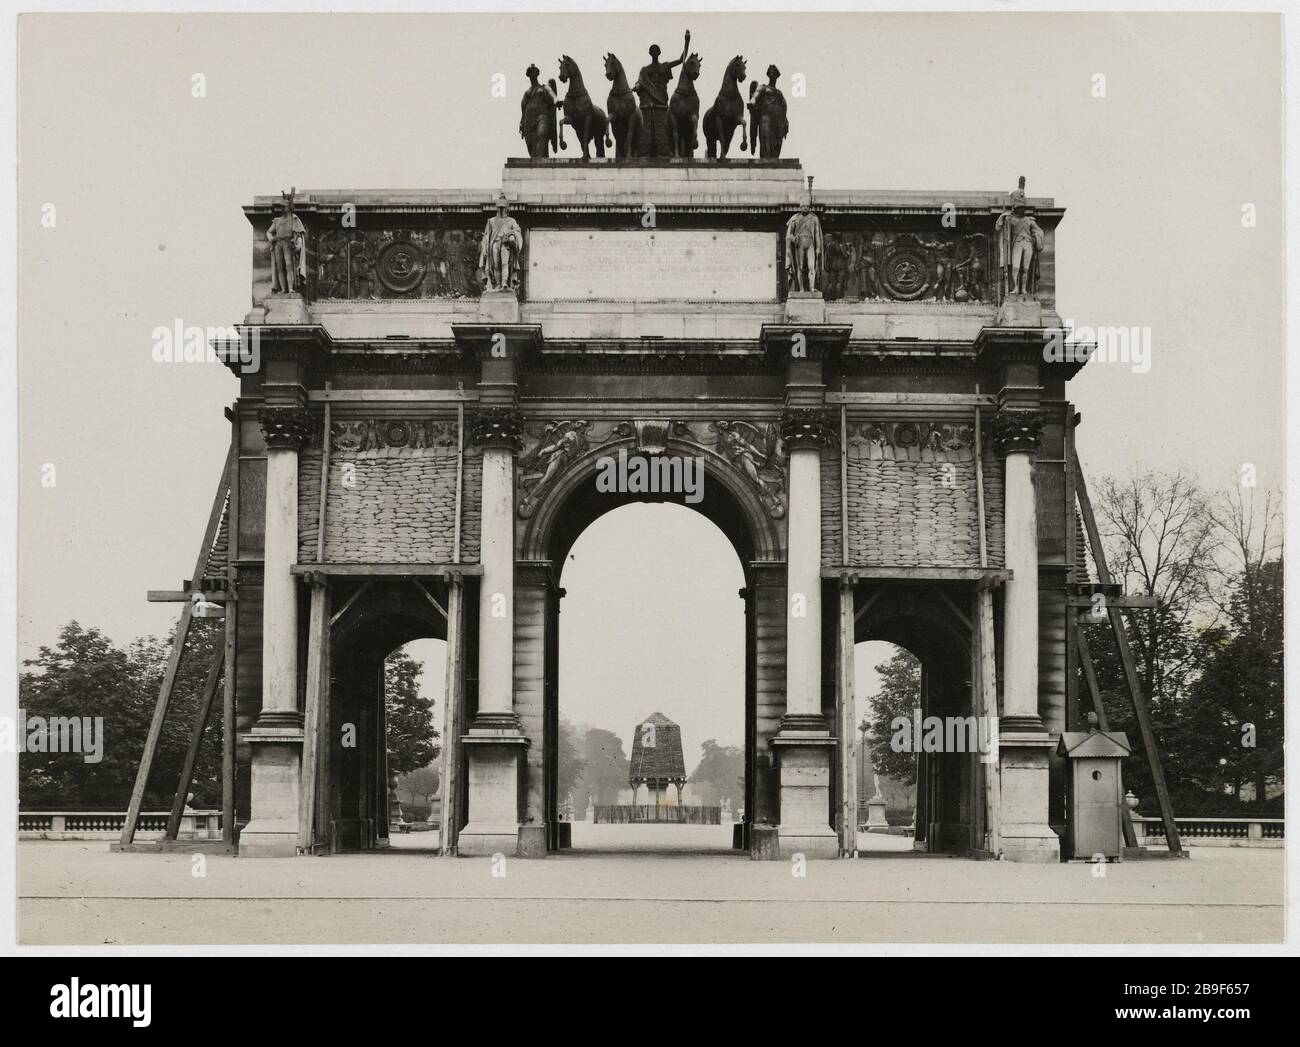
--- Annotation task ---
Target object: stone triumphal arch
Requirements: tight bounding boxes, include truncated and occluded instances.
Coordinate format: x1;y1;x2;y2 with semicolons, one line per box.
182;154;1106;863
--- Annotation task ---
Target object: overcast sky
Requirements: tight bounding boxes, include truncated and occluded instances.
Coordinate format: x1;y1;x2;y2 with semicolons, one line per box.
16;13;1283;764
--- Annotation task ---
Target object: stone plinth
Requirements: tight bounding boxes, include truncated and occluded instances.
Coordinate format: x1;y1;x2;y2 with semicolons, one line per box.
784;291;827;324
457;733;528;857
478;288;521;324
999;733;1061;862
995;294;1043;327
238;730;303;857
864;795;889;829
264;292;311;325
502;158;808;206
772;736;839;859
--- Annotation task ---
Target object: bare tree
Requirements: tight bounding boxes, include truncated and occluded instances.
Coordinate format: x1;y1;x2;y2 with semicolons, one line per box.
1097;468;1219;703
1206;485;1282;626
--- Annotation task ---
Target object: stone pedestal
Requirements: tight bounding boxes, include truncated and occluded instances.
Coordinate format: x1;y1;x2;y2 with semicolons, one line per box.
478;288;521;324
772;736;839;858
239;730;303;857
784;290;827;325
999;734;1060;861
457;732;528;856
995;294;1043;328
865;795;889;829
263;292;311;325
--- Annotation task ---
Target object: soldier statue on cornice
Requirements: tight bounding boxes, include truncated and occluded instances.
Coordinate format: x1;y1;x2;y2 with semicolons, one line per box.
995;175;1044;297
479;193;523;292
785;191;823;293
267;187;306;294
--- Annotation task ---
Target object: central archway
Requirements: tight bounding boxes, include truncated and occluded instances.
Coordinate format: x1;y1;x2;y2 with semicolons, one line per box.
515;430;787;852
558;503;745;853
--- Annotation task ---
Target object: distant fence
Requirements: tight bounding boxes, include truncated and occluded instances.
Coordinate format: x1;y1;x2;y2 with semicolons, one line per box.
1135;816;1283;848
594;805;721;825
19;810;223;841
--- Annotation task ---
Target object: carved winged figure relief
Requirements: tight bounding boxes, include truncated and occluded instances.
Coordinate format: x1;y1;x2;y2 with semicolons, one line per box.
712;419;787;518
518;420;591;515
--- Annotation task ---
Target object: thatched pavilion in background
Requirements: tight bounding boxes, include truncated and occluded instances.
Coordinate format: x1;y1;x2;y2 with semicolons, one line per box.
629;712;688;807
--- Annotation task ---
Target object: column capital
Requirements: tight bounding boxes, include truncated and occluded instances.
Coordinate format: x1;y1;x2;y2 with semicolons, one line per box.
780;407;837;450
468;406;524;451
992;409;1044;457
258;405;313;451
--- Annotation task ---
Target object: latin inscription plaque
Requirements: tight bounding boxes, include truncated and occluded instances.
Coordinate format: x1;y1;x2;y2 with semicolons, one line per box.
527;229;778;301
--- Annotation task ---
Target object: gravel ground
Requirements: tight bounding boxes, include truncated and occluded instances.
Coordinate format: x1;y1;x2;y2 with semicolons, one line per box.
17;836;1283;946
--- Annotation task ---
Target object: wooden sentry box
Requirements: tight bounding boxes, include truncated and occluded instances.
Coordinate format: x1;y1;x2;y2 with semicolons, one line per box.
1056;728;1131;861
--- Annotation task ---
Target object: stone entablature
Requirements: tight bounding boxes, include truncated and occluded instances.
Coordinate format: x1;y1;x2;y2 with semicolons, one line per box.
244;161;1062;339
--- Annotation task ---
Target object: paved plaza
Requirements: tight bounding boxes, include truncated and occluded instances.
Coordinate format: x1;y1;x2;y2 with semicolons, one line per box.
17;832;1283;946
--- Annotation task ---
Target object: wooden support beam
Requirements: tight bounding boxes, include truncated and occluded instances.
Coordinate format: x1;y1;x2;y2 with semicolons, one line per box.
439;578;466;855
933;587;972;632
223;409;240;846
1068;594;1159;610
164;649;224;840
823;566;1011;583
837;581;857;855
222;574;237;845
330;580;373;628
292;563;484;577
411;579;448;621
299;581;330;852
316;382;331;564
1073;449;1182;855
121;442;235;847
147;590;229;604
975;586;1000;856
854;587;884;625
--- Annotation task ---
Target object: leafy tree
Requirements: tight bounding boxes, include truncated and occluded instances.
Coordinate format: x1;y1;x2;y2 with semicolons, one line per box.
1181;559;1283;806
19;619;224;809
866;647;921;785
574;726;628;808
688;739;744;809
556;718;586;806
384;650;439;775
1080;475;1283;816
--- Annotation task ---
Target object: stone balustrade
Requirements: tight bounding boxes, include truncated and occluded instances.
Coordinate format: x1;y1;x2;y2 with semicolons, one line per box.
19;810;223;841
1132;816;1283;848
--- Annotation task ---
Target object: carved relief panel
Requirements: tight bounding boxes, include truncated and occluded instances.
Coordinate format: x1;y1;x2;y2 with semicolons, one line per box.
315;227;486;300
821;229;993;304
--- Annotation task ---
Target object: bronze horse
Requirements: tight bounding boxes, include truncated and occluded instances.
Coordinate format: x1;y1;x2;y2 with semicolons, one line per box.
603;53;642;158
703;55;748;159
668;52;702;158
557;55;611;159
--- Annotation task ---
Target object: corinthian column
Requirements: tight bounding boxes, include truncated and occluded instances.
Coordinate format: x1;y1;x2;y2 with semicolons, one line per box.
771;407;838;859
240;404;311;858
780;408;832;728
471;408;522;727
993;409;1044;731
458;406;530;856
991;407;1059;861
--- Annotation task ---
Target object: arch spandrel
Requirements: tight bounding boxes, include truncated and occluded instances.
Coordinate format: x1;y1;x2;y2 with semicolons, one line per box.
517;429;786;567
